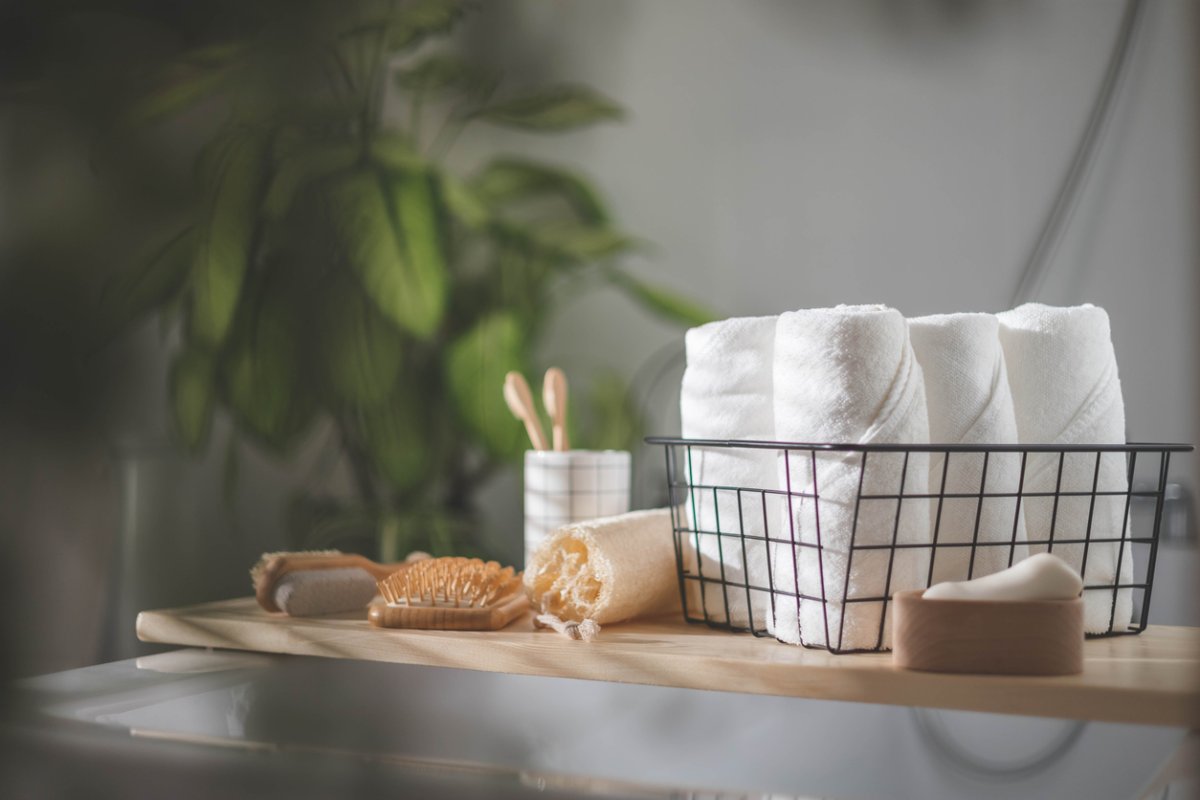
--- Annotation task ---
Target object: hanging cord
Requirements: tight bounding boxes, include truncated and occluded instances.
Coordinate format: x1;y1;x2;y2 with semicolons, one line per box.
910;707;1086;781
1011;0;1147;305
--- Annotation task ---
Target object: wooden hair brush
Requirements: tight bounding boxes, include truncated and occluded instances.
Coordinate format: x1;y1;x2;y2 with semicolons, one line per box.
368;557;528;631
251;550;428;616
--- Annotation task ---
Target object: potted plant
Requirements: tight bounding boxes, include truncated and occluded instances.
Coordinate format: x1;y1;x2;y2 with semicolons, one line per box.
100;0;711;560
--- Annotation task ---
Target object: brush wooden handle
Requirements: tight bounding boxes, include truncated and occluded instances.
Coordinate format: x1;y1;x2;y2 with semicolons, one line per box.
254;554;407;613
504;371;548;451
368;590;529;631
542;367;569;452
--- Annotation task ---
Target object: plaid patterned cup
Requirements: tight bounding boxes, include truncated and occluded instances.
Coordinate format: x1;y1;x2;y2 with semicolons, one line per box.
523;450;632;567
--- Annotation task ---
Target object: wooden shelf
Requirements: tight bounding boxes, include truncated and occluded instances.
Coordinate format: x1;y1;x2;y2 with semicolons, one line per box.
137;598;1200;729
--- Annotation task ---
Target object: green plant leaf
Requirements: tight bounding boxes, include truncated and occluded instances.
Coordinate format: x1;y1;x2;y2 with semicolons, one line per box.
390;0;464;48
269;99;362;139
472;158;609;224
190;128;269;345
395;53;480;93
358;387;430;492
392;170;449;319
180;41;251;69
498;221;635;264
605;266;716;327
169;346;216;451
368;132;422;174
329;170;446;340
218;269;314;449
316;279;405;407
436;172;490;231
193;126;242;190
123;63;232;127
343;0;464;53
263;142;358;221
475;84;623;131
99;228;193;338
445;311;527;458
540;226;632;261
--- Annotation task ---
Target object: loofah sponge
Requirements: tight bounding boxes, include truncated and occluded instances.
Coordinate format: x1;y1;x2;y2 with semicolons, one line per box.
523;508;679;625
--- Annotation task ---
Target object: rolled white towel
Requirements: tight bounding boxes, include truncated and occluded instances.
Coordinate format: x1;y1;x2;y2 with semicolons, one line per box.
997;303;1133;633
770;305;931;650
679;316;776;630
909;313;1029;585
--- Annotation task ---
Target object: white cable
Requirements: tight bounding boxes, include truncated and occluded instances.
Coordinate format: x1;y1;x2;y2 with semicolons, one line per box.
1012;0;1147;305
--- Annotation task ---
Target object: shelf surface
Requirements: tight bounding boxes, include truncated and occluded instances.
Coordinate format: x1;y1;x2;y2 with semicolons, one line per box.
138;598;1200;728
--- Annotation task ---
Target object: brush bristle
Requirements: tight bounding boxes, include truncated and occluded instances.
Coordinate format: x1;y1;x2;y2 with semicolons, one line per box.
378;557;518;608
249;549;343;586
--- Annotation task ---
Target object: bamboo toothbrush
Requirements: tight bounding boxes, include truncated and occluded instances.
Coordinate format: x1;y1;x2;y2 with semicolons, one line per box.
504;371;549;451
542;367;569;452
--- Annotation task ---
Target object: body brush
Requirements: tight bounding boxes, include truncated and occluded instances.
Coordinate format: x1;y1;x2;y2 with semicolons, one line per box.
251;550;428;616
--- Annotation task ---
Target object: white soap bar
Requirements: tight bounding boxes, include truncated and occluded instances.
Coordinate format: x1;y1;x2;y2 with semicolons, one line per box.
923;553;1083;602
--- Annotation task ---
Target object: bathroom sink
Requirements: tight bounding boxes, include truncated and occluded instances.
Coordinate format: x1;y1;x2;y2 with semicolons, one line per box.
13;648;1185;799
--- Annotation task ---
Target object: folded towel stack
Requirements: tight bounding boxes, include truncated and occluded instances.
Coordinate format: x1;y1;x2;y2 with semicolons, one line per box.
998;303;1132;633
676;301;1134;648
679;316;777;630
770;305;930;650
909;313;1029;585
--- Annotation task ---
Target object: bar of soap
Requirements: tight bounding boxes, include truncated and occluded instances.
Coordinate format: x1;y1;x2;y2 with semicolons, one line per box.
923;553;1083;602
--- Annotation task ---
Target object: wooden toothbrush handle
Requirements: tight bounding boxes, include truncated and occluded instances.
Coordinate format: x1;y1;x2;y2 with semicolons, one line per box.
504;372;549;450
543;367;569;452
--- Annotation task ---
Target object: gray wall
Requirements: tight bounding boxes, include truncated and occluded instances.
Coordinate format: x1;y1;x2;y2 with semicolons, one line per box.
453;0;1200;622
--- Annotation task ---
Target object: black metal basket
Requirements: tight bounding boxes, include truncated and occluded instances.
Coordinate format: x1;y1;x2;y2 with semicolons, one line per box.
646;437;1192;654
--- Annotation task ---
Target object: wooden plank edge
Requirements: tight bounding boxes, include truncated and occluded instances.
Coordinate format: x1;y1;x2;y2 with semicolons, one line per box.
135;610;1200;729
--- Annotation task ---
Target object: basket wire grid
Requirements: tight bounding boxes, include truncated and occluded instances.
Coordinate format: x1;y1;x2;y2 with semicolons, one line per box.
646;437;1192;654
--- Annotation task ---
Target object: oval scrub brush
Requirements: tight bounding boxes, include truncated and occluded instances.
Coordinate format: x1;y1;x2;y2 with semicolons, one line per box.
251;550;428;616
368;557;529;630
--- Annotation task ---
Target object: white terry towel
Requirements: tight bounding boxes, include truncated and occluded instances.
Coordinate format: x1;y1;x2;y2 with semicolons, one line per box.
770;305;931;650
679;315;776;630
997;303;1133;633
909;313;1029;584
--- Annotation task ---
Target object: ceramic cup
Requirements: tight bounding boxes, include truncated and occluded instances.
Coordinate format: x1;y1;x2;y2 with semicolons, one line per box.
523;449;632;566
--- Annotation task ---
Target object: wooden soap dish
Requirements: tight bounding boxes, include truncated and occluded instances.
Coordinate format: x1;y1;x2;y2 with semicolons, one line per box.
892;590;1083;676
368;590;529;631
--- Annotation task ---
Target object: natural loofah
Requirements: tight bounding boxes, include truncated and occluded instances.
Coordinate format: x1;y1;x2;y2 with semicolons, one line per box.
524;508;679;625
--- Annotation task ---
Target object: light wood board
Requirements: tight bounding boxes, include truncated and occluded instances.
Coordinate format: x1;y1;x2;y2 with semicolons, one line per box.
137;598;1200;728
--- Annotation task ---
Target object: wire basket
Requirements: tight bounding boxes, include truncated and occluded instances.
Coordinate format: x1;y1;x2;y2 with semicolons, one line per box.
646;437;1192;654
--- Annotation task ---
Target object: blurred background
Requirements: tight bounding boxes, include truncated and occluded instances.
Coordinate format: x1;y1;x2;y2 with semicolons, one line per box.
0;0;1196;796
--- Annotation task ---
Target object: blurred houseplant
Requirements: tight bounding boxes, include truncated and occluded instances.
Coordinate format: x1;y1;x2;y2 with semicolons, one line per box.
95;0;710;559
